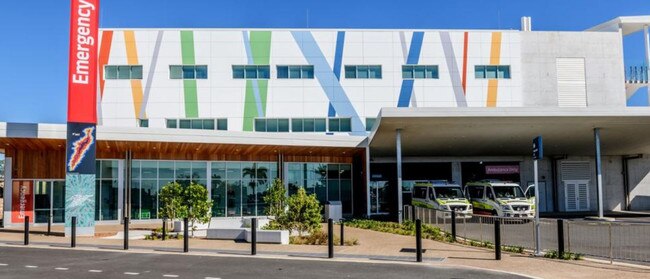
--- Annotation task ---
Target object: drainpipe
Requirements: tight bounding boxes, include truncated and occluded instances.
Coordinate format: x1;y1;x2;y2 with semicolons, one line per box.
622;154;643;211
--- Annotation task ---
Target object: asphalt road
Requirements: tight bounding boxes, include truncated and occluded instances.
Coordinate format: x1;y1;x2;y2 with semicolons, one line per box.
0;246;527;279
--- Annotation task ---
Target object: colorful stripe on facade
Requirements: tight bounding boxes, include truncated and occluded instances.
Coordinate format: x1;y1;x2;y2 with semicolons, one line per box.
181;30;199;118
329;31;346;117
242;31;272;131
487;32;502;107
140;31;164;120
462;32;469;94
440;32;468;107
397;31;424;107
98;30;113;99
124;31;146;119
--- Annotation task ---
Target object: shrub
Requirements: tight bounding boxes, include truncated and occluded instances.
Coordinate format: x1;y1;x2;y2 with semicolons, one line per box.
285;188;322;235
264;178;286;218
289;230;359;246
345;219;446;241
159;181;213;235
544;250;582;260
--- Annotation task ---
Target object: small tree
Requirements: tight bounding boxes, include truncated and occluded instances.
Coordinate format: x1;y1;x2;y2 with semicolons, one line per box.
159;182;185;222
264;178;287;218
185;182;213;235
285;188;322;235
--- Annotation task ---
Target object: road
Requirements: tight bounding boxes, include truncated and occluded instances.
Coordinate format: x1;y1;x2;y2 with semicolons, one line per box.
0;246;528;279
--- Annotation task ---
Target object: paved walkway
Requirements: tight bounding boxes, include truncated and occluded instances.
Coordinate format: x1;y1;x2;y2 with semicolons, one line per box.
1;224;648;278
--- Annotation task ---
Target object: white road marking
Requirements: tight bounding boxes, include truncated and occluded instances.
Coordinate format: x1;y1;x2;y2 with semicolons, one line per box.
55;267;69;270
89;270;102;273
205;277;221;279
25;265;38;268
0;264;7;266
124;272;140;275
163;275;179;278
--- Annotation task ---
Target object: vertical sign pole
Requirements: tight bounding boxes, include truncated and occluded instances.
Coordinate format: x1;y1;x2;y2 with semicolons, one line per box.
533;136;543;256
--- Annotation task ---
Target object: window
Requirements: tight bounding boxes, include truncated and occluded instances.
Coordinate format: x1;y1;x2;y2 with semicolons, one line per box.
104;65;143;80
166;118;227;130
413;186;427;199
232;65;270;79
328;118;352;132
291;118;327;132
169;65;208;79
277;65;314;79
365;118;376;132
475;65;510;79
254;118;290;132
402;65;439;79
138;119;149;128
467;186;484;199
344;65;382;79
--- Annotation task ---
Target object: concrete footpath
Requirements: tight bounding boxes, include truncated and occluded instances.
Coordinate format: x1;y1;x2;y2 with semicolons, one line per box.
1;224;648;279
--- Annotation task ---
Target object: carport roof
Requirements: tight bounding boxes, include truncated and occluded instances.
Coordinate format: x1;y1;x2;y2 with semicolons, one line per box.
369;107;650;157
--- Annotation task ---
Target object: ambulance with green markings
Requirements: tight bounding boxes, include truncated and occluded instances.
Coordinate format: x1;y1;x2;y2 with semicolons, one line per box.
464;180;534;218
411;181;473;216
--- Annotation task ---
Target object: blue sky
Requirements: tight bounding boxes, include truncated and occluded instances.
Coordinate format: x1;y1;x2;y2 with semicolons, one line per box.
0;0;649;124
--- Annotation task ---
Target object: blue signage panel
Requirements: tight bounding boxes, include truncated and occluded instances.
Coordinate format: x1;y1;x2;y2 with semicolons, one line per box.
533;136;543;160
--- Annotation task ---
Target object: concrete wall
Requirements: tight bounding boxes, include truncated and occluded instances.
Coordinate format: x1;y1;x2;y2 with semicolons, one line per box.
521;31;625;108
627;156;650;210
520;158;553;212
556;156;625;212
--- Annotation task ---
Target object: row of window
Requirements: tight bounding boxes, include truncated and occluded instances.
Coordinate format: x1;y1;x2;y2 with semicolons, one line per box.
254;118;353;133
138;118;228;131
105;64;512;80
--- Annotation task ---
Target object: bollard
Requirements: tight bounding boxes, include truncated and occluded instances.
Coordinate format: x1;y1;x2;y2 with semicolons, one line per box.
557;219;564;259
451;211;457;242
494;219;501;260
251;218;257;255
47;214;52;236
124;217;129;250
24;216;29;245
340;219;345;246
162;218;167;241
183;217;189;253
328;218;334;258
416;219;422;262
71;216;77;248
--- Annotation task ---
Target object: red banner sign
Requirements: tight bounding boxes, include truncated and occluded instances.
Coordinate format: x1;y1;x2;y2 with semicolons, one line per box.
11;181;33;223
67;0;99;124
485;165;520;175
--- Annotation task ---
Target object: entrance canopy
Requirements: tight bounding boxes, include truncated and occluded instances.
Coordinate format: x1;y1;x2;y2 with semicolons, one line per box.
587;15;650;35
369;107;650;157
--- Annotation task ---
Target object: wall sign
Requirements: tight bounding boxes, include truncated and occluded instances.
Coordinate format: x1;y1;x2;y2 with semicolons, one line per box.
11;180;33;223
485;165;520;175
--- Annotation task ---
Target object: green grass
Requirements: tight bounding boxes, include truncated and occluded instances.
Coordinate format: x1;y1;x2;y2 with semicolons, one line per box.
344;219;450;242
544;250;583;260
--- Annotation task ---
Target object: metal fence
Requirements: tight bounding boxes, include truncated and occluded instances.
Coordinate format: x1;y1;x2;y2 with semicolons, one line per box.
404;205;650;264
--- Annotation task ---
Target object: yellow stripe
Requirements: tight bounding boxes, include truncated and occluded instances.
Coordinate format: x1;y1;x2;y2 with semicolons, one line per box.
124;30;146;119
486;32;501;107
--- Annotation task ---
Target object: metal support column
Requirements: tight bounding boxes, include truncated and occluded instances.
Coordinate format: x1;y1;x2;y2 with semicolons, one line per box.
644;25;649;75
365;146;371;217
396;129;403;224
594;128;604;219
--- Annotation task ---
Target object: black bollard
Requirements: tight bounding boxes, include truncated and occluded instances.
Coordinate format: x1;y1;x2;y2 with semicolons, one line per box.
183;217;189;253
162;218;167;241
251;218;257;255
416;219;422;262
24;216;29;245
47;214;52;236
495;219;501;260
451;211;457;242
557;219;565;259
124;217;129;250
328;218;334;258
71;216;77;248
340;219;345;246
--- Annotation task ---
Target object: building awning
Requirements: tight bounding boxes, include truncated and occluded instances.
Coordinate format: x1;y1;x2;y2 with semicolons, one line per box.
369;107;650;157
587;15;650;35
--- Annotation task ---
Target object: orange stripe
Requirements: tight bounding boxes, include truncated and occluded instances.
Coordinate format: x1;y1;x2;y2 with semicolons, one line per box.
461;32;468;95
124;30;146;119
486;32;502;107
98;31;113;100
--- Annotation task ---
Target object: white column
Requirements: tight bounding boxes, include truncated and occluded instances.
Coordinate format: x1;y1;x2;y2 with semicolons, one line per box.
3;157;12;226
594;128;604;219
644;25;649;82
396;129;403;224
365;146;371;217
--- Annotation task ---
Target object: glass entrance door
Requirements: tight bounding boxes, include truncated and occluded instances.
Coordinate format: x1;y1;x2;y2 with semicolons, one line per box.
34;180;65;223
369;181;390;215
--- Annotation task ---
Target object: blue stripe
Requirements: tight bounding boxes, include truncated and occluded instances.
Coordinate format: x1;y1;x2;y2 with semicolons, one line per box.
329;31;346;117
291;31;364;135
397;32;424;107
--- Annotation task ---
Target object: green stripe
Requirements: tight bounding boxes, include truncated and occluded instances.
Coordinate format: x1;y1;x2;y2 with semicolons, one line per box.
181;30;198;118
243;31;272;131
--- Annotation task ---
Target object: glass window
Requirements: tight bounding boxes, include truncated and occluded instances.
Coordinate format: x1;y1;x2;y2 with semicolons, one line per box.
402;66;414;79
426;66;438;79
329;118;339;132
211;162;226;180
292;118;303;132
315;118;326;132
474;65;486;79
278;119;290;132
302;65;314;79
191;162;207;181
166;119;177;128
277;66;288;79
303;119;314;132
131;66;143;79
182;65;195;79
179;119;191;129
158;161;174;179
366;118;376;131
344;66;356;79
289;66;301;79
140;180;157;219
486;66;497;79
245;66;257;79
357;66;368;79
227;180;241;216
170;65;183;79
191;119;202;129
226;162;242;180
105;66;118;79
475;65;510;79
211;180;226;217
101;160;119;179
340;118;351;132
202;119;215;130
266;119;278;132
328;180;340;201
498;66;510;79
217;118;228;131
257;66;270;79
254;119;266;132
141;161;158;179
175;161;192;182
369;66;382;79
232;65;245;79
118;65;131;79
414;66;425;79
195;65;208;79
138;119;148;128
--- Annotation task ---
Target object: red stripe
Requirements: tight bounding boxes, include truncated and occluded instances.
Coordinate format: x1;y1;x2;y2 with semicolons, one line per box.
461;32;468;95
